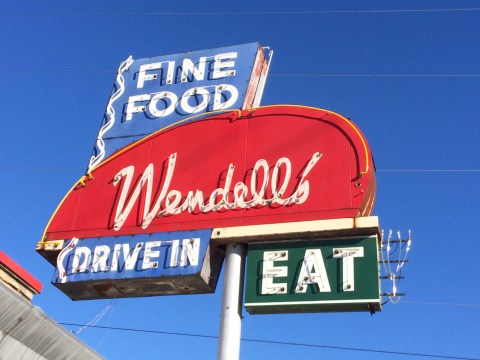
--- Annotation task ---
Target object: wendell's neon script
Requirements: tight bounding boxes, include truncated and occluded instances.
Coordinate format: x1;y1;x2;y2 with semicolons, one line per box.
113;152;322;231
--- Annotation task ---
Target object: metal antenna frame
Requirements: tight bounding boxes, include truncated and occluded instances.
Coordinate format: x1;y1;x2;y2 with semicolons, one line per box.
379;229;412;304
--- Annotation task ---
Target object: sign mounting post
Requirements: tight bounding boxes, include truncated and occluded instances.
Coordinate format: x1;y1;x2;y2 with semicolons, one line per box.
217;243;246;360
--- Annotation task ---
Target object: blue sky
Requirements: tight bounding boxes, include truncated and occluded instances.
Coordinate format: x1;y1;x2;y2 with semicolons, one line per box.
1;1;480;359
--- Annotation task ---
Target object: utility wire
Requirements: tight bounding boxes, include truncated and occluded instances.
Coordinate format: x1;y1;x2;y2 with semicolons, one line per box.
59;322;479;360
0;68;113;73
401;301;480;308
377;170;480;173
272;74;480;78
1;68;480;77
1;167;480;173
1;8;480;16
0;167;83;172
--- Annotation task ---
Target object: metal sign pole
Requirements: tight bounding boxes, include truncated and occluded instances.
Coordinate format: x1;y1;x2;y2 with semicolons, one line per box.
217;243;246;360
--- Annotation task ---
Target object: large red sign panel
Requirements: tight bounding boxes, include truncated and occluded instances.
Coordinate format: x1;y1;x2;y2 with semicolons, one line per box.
42;105;375;243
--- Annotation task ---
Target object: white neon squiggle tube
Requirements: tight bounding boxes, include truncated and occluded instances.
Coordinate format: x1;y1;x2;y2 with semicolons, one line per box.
88;56;134;171
56;237;79;283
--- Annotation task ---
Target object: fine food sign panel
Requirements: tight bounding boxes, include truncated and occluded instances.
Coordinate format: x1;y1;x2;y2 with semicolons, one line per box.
89;43;269;170
244;235;381;314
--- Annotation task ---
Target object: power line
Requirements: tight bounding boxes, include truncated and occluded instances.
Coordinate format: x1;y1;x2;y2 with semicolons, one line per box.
0;166;480;173
272;74;480;78
1;167;479;173
377;170;480;173
59;322;479;359
401;301;480;308
60;322;218;339
1;68;480;77
0;167;83;172
1;8;480;16
241;338;479;360
0;68;112;74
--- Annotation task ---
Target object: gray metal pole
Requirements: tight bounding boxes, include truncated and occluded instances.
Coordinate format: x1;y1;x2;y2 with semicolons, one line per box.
217;243;246;360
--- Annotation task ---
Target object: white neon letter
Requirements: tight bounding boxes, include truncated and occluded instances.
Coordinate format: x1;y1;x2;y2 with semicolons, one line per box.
333;247;364;291
122;242;143;270
250;159;269;205
112;153;177;231
110;244;122;272
295;249;331;293
212;52;237;79
149;91;178;118
125;94;150;120
169;240;180;267
261;251;288;294
142;241;161;270
71;247;91;273
271;157;292;204
181;57;206;82
213;84;238;110
180;87;210;114
91;245;111;272
292;152;322;204
179;238;200;266
137;61;175;88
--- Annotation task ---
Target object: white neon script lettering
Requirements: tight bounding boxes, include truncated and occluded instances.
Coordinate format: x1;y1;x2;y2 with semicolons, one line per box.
112;152;322;231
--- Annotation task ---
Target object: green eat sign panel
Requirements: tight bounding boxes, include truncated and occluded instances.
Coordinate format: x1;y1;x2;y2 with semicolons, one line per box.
244;235;381;314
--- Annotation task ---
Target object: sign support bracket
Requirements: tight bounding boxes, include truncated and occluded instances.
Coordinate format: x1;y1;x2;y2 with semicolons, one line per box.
217;243;246;360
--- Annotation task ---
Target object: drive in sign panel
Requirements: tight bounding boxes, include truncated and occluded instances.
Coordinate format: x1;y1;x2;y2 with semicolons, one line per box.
52;229;223;300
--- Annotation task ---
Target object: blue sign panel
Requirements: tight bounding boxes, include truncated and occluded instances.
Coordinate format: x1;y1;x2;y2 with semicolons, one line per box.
53;229;212;284
51;229;223;299
89;42;266;170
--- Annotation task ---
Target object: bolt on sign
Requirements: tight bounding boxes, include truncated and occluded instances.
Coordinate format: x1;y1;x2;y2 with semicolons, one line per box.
244;235;381;314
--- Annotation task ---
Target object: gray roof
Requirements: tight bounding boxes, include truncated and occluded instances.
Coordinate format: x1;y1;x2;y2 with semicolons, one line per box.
0;282;104;360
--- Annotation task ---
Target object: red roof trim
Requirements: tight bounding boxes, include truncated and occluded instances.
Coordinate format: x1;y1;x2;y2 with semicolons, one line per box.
0;251;43;293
